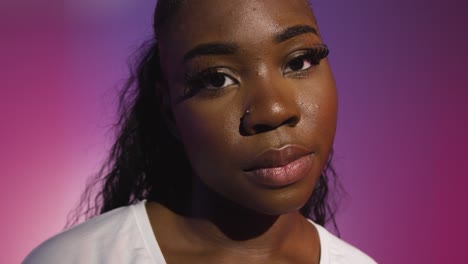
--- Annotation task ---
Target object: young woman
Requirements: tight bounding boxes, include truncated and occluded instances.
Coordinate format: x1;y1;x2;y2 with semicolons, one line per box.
24;0;376;263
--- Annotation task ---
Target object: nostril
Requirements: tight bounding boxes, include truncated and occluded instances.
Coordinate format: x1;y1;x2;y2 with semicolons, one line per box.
282;116;299;127
252;124;273;134
239;101;301;136
253;116;298;133
240;116;299;136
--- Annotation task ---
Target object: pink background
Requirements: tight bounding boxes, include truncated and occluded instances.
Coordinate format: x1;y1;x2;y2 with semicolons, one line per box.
2;0;467;263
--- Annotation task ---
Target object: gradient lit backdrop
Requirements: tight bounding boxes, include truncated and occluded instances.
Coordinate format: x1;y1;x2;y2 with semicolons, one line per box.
2;0;467;263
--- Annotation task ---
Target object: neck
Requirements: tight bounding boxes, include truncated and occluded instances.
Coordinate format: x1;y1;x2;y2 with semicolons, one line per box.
176;177;304;253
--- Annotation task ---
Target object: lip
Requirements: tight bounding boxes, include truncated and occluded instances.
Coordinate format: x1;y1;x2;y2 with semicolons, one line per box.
244;145;314;187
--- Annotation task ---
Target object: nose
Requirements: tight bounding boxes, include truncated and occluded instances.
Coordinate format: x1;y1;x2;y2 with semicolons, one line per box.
240;77;301;136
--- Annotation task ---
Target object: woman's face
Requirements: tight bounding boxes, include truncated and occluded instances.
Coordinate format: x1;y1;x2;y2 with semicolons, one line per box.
158;0;337;215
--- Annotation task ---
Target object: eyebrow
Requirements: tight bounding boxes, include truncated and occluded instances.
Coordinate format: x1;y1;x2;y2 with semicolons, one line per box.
181;25;318;63
274;25;319;43
182;43;239;63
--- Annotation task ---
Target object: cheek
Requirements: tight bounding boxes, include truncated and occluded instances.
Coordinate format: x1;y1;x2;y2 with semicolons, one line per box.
300;63;338;157
320;66;338;142
315;84;338;144
172;99;241;177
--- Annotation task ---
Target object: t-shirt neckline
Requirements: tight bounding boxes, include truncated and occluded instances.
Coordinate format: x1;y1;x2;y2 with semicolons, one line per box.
133;200;328;264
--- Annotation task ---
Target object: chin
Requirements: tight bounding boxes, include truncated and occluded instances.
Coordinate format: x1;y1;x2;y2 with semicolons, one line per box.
238;186;314;217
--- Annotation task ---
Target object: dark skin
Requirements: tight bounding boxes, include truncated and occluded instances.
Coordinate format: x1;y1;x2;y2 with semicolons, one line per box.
147;0;337;263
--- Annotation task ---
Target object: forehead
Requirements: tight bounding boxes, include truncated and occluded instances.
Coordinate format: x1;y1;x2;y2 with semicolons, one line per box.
158;0;316;55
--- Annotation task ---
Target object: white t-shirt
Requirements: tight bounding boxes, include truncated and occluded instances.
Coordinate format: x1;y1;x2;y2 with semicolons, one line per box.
23;201;377;263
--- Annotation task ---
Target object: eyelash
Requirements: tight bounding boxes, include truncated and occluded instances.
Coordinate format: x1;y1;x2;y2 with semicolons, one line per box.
183;68;239;99
284;43;329;75
182;44;330;99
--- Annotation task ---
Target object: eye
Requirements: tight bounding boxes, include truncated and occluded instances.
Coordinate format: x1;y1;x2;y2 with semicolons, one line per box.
182;68;239;100
203;72;237;90
283;44;330;75
284;56;313;73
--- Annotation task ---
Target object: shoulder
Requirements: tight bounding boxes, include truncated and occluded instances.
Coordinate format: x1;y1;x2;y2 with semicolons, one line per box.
23;201;156;264
309;221;378;264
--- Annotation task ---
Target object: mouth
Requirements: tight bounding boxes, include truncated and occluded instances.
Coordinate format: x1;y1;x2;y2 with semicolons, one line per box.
244;145;314;188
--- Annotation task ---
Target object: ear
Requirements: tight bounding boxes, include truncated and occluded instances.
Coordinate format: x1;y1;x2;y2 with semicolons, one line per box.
156;80;181;140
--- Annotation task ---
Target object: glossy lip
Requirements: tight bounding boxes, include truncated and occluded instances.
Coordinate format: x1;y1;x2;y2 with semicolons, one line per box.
244;145;314;187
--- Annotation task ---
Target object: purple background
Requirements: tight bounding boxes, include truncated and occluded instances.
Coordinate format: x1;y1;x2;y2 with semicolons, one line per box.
2;0;467;263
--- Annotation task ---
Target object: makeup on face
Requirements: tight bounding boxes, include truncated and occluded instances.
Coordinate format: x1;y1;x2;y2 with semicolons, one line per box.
179;43;329;101
158;0;337;215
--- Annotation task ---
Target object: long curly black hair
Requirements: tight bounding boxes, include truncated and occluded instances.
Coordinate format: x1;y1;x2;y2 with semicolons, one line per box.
68;0;342;232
